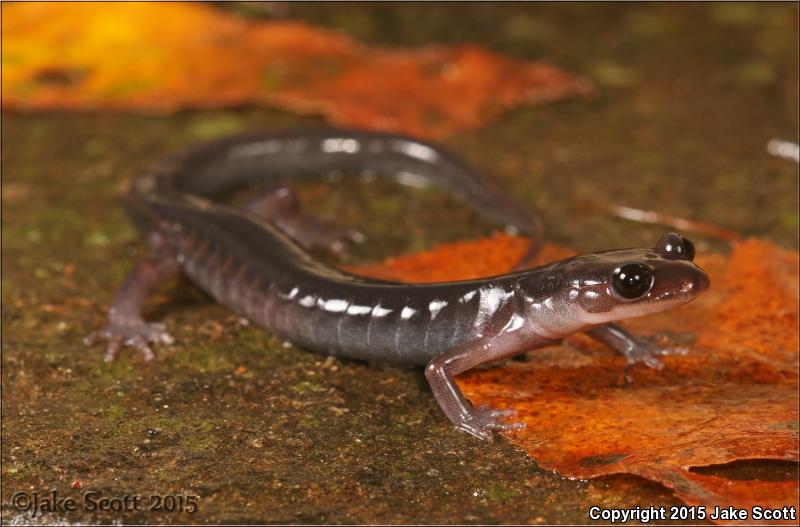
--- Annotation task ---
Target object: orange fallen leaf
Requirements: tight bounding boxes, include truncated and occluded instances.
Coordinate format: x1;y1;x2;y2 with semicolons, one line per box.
348;234;576;283
2;3;594;138
353;235;799;523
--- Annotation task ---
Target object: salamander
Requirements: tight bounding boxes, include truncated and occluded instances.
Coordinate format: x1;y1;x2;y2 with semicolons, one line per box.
87;129;710;440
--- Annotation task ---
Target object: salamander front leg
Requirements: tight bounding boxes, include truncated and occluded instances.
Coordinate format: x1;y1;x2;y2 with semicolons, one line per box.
241;185;365;257
85;247;179;362
425;335;534;440
585;323;685;369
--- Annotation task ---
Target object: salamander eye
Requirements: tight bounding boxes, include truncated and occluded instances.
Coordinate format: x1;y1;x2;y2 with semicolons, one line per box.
611;263;654;300
655;232;695;261
681;236;695;262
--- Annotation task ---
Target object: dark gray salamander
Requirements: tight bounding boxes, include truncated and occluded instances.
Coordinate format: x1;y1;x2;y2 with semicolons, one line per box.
88;130;710;440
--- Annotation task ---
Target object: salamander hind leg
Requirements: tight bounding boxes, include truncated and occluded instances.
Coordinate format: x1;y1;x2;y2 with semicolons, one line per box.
85;246;179;362
240;184;365;257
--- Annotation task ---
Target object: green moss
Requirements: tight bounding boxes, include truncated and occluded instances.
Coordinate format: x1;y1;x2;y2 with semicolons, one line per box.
172;345;235;373
186;113;246;140
590;61;640;88
503;14;555;43
781;212;799;231
103;403;127;422
83;229;111;247
736;59;777;86
293;380;326;394
709;3;764;27
488;483;519;503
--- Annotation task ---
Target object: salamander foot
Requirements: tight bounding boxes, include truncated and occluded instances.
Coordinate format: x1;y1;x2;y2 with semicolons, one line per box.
457;405;524;441
586;323;688;370
620;335;687;370
85;320;174;362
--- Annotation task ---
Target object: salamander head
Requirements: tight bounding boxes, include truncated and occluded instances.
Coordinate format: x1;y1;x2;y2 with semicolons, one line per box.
528;233;710;332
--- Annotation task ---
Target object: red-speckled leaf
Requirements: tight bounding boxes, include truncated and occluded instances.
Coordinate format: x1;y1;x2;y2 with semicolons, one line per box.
1;3;593;138
351;236;799;523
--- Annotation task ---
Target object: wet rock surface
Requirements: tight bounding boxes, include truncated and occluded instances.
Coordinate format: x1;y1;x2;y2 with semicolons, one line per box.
2;3;797;524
